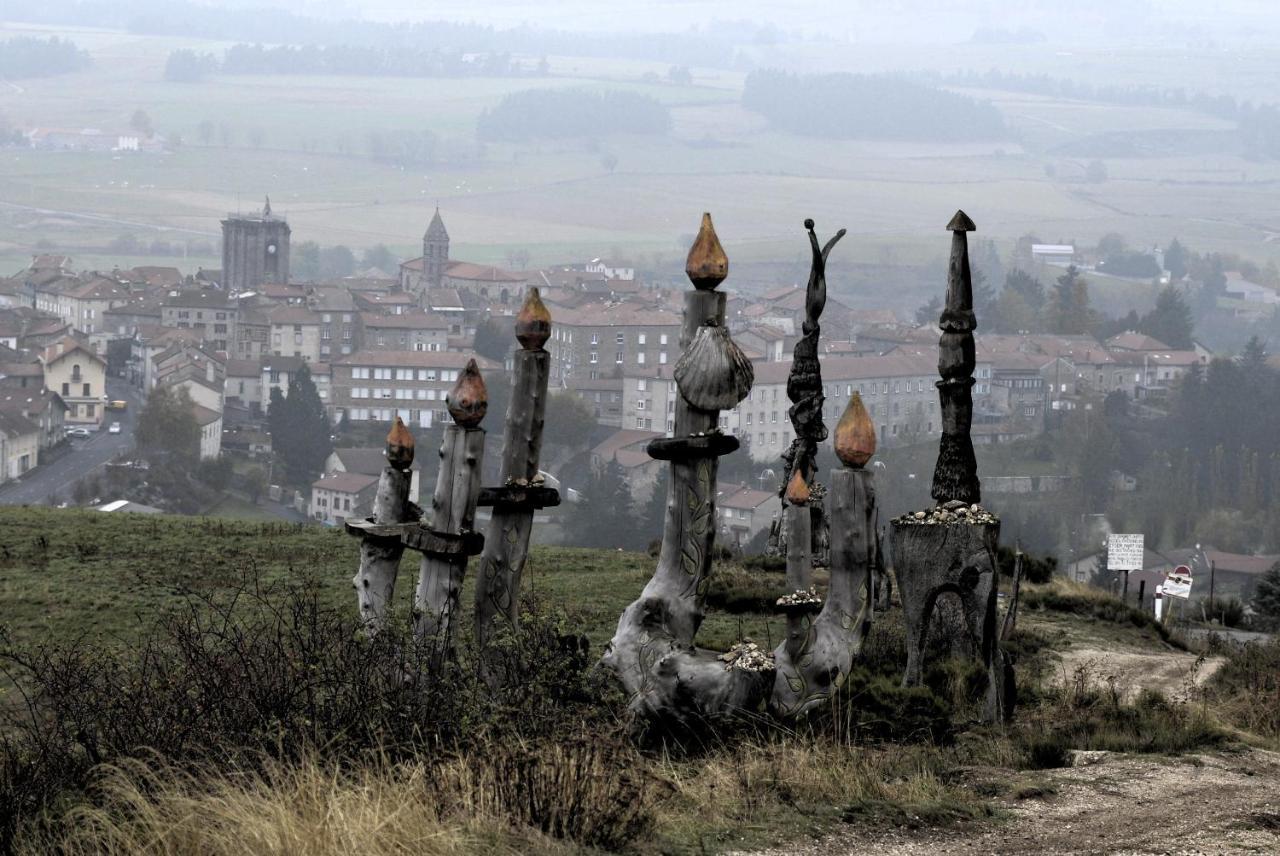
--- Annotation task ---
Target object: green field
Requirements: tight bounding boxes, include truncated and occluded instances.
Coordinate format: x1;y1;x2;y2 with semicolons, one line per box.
2;21;1280;306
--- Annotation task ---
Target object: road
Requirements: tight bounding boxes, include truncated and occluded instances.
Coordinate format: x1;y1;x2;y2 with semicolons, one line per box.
0;377;143;506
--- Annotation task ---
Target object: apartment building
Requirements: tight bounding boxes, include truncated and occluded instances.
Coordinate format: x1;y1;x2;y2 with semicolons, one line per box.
544;302;681;384
737;351;942;462
329;350;499;429
161;289;239;353
620;366;679;434
40;336;107;427
359;309;450;352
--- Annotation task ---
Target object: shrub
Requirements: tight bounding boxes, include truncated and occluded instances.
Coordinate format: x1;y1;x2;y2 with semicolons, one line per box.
0;574;624;850
1207;637;1280;739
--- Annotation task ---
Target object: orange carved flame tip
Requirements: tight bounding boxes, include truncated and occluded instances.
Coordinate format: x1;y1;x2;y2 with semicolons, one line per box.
447;358;488;428
685;211;728;291
515;287;552;350
834;392;876;468
386;416;415;468
784;469;810;505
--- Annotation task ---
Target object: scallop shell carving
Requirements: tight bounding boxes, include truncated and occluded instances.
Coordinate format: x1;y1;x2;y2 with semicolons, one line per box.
673;323;754;411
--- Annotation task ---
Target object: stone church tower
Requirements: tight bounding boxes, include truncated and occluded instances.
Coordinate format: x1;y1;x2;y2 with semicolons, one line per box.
423;207;449;291
221;196;290;293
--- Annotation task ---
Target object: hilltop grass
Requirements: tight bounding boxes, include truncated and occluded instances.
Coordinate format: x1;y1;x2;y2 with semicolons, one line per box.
0;507;1263;853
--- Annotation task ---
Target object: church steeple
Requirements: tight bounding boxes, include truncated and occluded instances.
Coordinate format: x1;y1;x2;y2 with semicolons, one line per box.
423;207;449;291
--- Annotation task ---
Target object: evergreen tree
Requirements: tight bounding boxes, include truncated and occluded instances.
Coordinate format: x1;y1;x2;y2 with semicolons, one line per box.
473;318;511;363
1165;238;1188;280
915;296;941;326
1139;286;1194;348
566;460;637;549
1049;265;1094;335
1251;561;1280;619
274;366;333;486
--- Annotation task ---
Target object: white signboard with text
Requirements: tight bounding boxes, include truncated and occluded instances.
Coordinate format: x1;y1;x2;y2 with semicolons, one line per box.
1107;534;1144;571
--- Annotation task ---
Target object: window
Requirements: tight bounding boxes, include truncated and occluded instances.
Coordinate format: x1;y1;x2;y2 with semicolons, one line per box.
83;383;91;396
374;368;392;380
352;387;369;399
637;399;646;410
375;388;393;399
616;333;624;345
396;368;414;380
590;333;599;345
61;382;69;396
637;352;646;364
352;368;370;380
615;351;623;364
419;369;437;381
660;334;668;345
638;333;646;345
637;379;647;391
659;351;667;364
395;389;412;400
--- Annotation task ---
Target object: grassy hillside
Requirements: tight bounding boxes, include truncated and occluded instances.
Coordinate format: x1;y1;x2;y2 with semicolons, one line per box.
0;506;1276;854
0;507;779;651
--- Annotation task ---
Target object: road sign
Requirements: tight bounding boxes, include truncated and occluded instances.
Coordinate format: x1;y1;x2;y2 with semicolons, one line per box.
1107;534;1144;571
1163;564;1193;600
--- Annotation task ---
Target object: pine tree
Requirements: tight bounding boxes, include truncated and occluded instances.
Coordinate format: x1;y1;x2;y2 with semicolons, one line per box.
280;365;333;486
1049;265;1094;335
1139;285;1194;348
136;385;199;465
1252;562;1280;619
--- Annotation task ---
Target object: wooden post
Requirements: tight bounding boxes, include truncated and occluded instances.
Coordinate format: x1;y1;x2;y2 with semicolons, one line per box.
891;211;1010;724
1122;568;1130;602
602;213;768;729
414;360;487;657
1000;543;1024;642
1138;579;1146;609
474;290;554;651
350;417;416;633
1209;559;1216;620
771;391;877;718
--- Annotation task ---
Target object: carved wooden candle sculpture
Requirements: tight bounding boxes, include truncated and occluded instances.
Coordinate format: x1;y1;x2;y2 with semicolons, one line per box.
602;213;769;730
771;392;878;717
768;219;845;565
474;289;560;655
349;416;418;633
414;359;488;657
889;211;1011;723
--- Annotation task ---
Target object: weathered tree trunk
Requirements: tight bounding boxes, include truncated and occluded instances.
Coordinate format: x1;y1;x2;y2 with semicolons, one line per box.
602;214;769;729
474;292;553;650
892;519;1004;721
349;418;417;634
772;459;876;717
415;370;487;656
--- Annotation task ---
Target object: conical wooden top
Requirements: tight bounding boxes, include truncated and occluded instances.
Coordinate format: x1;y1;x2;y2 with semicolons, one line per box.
514;287;552;350
386;416;415;469
946;209;976;232
834;392;876;468
685;212;728;290
784;468;810;505
447;359;488;428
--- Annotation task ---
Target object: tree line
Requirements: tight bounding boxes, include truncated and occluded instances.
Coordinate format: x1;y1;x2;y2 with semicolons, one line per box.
19;0;743;68
742;70;1007;141
0;36;90;79
166;45;541;82
476;89;671;142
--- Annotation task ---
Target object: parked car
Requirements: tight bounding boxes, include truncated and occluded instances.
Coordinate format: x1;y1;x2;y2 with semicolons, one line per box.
65;427;90;439
108;422;122;434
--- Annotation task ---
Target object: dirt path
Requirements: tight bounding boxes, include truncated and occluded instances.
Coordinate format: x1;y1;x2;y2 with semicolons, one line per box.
1052;646;1225;702
740;749;1280;856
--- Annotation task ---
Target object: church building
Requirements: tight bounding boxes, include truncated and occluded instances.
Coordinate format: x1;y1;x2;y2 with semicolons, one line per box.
399;209;526;304
221;197;290;294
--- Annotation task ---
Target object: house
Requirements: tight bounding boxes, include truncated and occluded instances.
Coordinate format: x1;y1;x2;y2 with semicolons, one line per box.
93;499;164;514
0;410;40;483
1222;273;1279;306
358;309;450;353
0;388;67;450
326;447;422;503
565;376;624;428
589;428;663;502
716;484;780;548
40;336;107;427
620;366;679;434
1031;244;1076;266
153;344;226;412
131;325;202;389
192;403;223;460
735;325;789;362
0;307;72;351
224;359;263;411
160;288;239;352
309;471;379;526
585;258;636;281
266;304;323;363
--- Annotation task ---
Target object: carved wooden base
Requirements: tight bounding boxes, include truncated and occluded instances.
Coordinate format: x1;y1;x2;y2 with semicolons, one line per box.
890;517;1011;723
